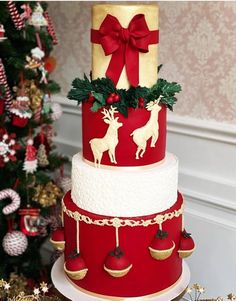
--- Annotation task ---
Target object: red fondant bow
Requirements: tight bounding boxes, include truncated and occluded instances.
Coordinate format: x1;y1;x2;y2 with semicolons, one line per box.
91;14;159;87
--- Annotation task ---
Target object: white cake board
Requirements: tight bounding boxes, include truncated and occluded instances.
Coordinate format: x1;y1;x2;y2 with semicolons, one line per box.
52;256;190;301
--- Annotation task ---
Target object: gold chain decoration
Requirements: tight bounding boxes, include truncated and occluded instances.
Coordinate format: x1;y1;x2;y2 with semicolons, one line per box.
62;198;184;228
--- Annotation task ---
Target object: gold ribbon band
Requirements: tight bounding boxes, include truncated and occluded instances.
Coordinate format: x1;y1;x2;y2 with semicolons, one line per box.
83;157;166;171
62;197;184;228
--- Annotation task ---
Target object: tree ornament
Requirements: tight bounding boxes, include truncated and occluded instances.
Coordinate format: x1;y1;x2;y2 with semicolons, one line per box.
28;2;47;30
43;11;58;45
25;47;45;70
0;129;20;167
0;188;28;256
50;227;65;251
19;207;41;236
90;107;123;168
0;188;21;215
7;1;25;30
28;80;43;111
0;59;12;110
20;4;32;21
44;56;57;73
33;182;62;207
0;24;7;42
10;95;32;128
104;225;132;278
3;231;28;256
149;228;175;260
64;220;88;280
37;130;49;167
23;138;38;174
178;229;195;258
42;93;51;114
130;98;161;160
51;102;62;121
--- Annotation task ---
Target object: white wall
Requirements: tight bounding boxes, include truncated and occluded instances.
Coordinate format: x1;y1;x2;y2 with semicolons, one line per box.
54;96;236;299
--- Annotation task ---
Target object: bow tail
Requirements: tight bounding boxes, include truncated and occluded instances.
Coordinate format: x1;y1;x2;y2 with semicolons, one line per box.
126;46;139;87
106;44;125;86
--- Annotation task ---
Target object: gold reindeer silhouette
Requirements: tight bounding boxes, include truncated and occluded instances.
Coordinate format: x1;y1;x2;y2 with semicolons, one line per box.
130;98;162;159
89;107;123;168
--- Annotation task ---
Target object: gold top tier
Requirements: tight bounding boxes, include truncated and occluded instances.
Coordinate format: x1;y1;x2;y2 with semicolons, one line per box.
92;4;159;89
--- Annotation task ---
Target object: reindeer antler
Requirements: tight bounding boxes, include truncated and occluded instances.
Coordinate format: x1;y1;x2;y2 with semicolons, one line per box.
108;106;118;120
101;108;112;120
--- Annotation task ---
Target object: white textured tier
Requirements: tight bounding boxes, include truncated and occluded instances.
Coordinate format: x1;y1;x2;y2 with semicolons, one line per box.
71;153;178;217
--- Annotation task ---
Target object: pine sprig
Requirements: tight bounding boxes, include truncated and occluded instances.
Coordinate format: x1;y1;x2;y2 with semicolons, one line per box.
68;76;181;116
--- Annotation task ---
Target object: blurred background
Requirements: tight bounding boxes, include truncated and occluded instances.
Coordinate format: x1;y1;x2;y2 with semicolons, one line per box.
48;1;236;298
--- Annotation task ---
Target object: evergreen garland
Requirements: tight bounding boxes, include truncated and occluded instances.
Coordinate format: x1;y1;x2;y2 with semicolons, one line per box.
68;75;181;117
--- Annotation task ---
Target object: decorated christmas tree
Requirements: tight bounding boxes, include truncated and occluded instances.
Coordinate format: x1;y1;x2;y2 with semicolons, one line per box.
0;1;69;282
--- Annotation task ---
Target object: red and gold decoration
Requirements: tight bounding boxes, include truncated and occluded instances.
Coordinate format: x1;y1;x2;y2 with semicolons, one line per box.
25;47;45;70
178;229;195;258
149;228;175;261
50;227;65;251
19;207;41;237
33;181;62;208
91;14;159;87
0;129;20;167
7;1;25;30
64;220;88;280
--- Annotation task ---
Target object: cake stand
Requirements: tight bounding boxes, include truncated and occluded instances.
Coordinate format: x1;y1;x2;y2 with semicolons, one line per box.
52;256;190;301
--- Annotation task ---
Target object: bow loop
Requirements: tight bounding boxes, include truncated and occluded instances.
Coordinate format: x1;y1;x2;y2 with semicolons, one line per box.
91;13;159;87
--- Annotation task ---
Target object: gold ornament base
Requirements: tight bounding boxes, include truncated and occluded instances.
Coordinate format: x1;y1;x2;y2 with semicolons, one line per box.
52;256;191;301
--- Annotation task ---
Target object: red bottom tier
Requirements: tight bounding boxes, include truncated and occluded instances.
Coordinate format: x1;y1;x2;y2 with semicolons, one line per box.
63;191;184;298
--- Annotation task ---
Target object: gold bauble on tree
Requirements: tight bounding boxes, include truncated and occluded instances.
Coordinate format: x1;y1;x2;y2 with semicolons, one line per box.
33;181;62;207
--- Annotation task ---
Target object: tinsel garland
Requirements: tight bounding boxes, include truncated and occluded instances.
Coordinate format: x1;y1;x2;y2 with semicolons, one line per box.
68;75;181;117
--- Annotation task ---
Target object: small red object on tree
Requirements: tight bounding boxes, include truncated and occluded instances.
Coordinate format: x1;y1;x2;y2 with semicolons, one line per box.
23;137;38;174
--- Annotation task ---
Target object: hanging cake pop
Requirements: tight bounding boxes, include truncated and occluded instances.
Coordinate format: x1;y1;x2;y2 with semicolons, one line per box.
104;222;132;278
64;220;88;280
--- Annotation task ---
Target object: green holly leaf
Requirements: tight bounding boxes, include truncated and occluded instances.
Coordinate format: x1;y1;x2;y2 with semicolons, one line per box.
93;92;105;104
91;101;103;112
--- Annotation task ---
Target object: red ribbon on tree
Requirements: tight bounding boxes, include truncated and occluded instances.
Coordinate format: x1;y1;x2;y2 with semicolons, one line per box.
91;14;159;87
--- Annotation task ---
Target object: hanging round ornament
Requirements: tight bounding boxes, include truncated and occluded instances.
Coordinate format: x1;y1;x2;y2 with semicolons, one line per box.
0;188;28;256
10;95;32;128
19;207;41;237
3;230;28;256
0;129;20;167
28;2;47;30
44;56;57;73
104;225;132;278
7;1;25;30
64;220;88;280
50;227;65;251
0;24;7;42
51;102;62;121
178;229;195;258
149;228;175;261
23;138;38;174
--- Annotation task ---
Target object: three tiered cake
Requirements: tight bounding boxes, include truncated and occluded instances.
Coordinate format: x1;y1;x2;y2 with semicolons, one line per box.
51;4;195;299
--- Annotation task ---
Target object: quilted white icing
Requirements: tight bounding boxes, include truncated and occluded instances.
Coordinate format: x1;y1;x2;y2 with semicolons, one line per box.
71;153;178;217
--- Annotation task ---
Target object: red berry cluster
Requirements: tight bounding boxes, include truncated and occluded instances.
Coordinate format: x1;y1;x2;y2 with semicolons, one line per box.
138;97;145;108
106;93;120;105
87;93;95;103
